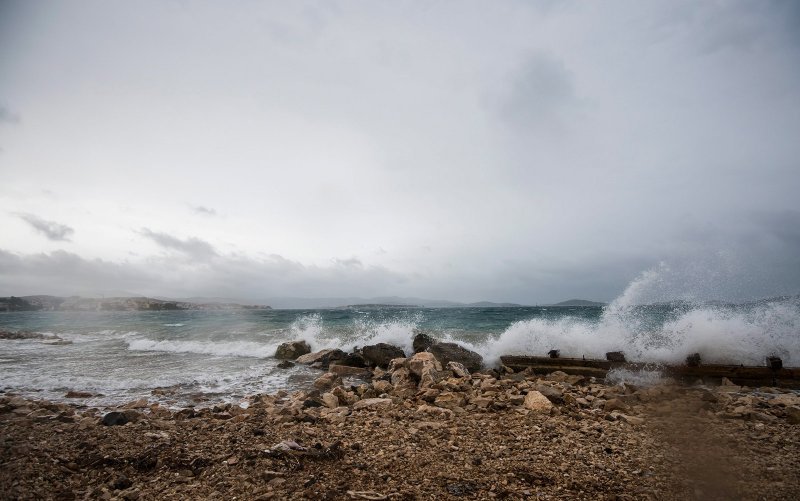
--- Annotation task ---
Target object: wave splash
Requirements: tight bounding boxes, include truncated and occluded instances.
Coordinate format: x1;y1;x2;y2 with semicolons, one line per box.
478;265;800;367
287;313;419;355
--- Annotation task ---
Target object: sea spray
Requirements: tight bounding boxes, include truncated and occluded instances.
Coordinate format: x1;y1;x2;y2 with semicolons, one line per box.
474;265;800;367
287;313;419;355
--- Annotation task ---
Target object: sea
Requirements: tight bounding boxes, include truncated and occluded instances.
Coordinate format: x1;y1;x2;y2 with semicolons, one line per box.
2;291;799;409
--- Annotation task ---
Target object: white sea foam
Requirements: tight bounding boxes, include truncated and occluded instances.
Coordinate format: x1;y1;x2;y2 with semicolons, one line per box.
163;323;185;327
286;314;419;355
127;338;278;358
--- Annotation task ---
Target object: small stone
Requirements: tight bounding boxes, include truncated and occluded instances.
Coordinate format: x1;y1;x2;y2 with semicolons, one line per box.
124;398;149;409
446;361;470;378
619;414;645;426
313;372;341;391
434;392;466;409
110;475;132;490
470;396;493;409
101;411;135;426
373;380;392;394
417;404;454;418
604;398;628;413
523;391;554;413
321;392;339;408
64;391;94;398
353;398;392;411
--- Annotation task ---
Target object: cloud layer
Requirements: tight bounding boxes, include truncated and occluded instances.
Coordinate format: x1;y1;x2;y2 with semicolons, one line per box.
0;1;798;303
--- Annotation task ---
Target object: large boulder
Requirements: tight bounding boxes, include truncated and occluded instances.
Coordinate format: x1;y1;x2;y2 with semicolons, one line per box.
274;340;311;360
361;343;406;368
296;349;346;368
407;352;442;378
338;351;367;368
407;352;443;389
428;342;483;372
412;332;436;353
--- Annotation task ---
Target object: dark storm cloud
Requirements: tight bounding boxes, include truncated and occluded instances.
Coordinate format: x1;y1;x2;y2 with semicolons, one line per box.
139;228;217;260
15;213;74;241
0;104;20;124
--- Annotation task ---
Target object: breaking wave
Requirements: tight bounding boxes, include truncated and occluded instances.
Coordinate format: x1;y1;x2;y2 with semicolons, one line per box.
477;265;800;367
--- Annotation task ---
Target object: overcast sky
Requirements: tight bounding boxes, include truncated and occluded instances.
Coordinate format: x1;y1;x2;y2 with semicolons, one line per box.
1;1;799;304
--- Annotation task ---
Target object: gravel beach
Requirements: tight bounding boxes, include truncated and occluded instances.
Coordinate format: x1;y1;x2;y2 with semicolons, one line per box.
2;355;799;500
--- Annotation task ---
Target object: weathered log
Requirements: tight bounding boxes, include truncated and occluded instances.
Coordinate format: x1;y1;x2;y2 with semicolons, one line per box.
499;354;800;388
501;355;616;370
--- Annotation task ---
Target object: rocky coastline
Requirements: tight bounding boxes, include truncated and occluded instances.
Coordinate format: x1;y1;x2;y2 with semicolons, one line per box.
2;340;800;500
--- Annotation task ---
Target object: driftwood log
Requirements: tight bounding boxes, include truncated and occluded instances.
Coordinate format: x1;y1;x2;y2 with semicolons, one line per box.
499;355;800;388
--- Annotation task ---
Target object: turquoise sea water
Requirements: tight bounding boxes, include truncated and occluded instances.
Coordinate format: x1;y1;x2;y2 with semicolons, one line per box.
1;300;798;408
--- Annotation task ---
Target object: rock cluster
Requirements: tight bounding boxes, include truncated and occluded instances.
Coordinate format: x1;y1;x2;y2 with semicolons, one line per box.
281;335;485;375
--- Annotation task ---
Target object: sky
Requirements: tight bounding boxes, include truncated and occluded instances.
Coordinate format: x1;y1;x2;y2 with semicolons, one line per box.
1;0;799;305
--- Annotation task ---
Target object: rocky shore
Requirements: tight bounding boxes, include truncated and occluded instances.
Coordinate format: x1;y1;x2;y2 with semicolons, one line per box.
2;348;800;500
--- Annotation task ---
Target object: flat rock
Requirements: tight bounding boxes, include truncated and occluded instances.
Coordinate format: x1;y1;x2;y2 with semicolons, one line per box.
64;391;94;399
296;349;346;367
328;364;369;377
353;398;392;411
428;342;483;372
434;392;466;409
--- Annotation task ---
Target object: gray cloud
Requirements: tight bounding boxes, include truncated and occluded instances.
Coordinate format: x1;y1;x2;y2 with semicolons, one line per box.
0;1;798;304
0;249;407;301
191;205;217;216
3;208;799;303
0;104;20;124
15;213;74;241
139;228;217;260
498;52;577;129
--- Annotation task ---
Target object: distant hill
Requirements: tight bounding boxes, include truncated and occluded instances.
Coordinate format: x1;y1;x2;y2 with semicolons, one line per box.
464;301;525;308
549;299;606;307
261;296;528;309
0;295;270;312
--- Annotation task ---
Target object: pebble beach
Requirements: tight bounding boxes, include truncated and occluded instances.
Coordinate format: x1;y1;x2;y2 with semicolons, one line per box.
2;348;799;500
